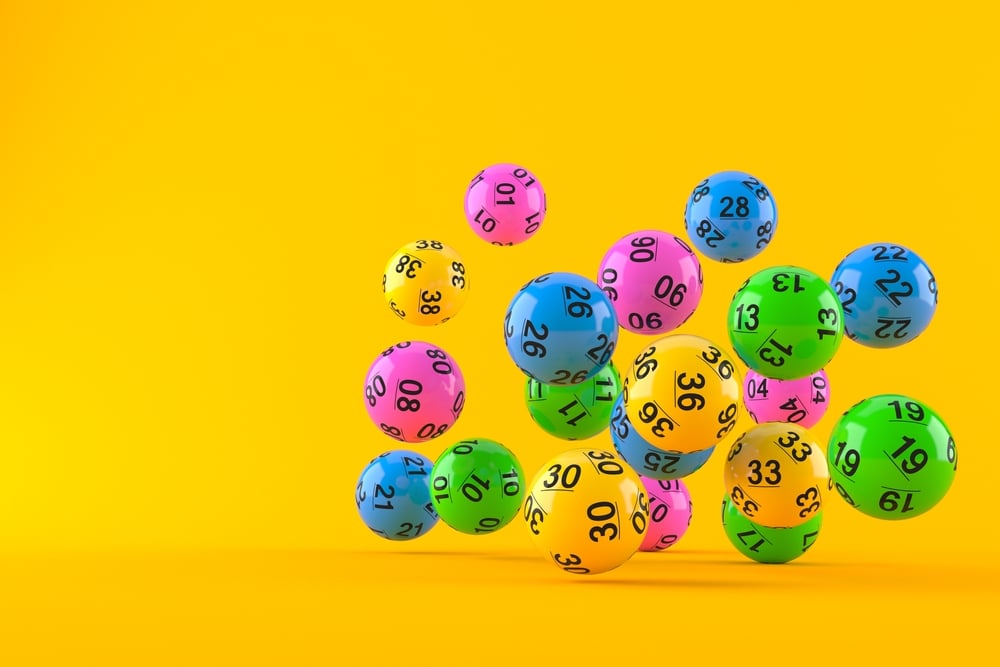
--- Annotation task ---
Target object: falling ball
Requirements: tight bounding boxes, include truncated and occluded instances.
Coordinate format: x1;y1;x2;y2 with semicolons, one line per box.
827;394;956;520
524;448;647;575
382;239;469;325
743;368;831;429
639;477;694;552
683;170;778;263
429;438;525;535
525;362;622;440
721;495;822;563
504;272;618;385
363;341;466;443
723;421;829;528
464;163;546;246
830;242;938;348
596;230;704;334
727;265;844;380
355;449;439;541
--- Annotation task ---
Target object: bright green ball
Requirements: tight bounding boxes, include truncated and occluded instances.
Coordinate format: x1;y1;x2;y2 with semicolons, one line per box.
727;265;844;380
429;438;525;534
524;362;622;440
721;495;822;563
827;394;956;520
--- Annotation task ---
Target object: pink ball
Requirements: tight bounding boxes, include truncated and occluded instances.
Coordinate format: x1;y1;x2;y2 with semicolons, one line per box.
742;368;831;429
363;341;466;443
464;163;546;246
639;477;693;552
597;230;704;334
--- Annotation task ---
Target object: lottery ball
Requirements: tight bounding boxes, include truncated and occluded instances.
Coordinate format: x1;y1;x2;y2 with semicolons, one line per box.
524;448;647;575
724;421;829;528
525;362;622;440
504;272;618;385
683;170;777;263
622;333;741;454
464;163;546;246
721;495;822;564
728;265;845;380
827;394;956;520
382;239;469;326
743;368;831;430
639;477;693;552
829;242;938;348
596;230;704;334
363;340;466;443
355;449;439;541
429;438;525;535
610;393;716;480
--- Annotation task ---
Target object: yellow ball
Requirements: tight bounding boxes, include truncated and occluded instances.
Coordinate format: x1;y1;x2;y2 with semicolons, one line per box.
723;421;829;528
382;239;469;326
524;448;647;575
623;333;742;454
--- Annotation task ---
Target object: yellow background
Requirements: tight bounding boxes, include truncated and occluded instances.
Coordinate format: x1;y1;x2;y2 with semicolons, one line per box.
1;1;997;664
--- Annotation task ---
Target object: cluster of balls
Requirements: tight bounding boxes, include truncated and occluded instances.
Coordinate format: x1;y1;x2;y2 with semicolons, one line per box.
357;165;957;575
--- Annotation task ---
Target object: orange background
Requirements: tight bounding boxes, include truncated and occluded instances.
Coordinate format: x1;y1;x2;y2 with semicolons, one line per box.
1;1;997;664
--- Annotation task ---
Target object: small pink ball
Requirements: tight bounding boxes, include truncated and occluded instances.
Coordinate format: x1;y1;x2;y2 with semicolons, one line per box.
464;163;546;246
639;477;693;552
597;230;704;334
742;368;831;429
363;341;466;443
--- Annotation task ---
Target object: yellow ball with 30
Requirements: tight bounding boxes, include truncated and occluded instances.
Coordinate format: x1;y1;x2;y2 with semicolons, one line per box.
723;421;829;528
382;239;469;326
623;333;742;454
523;448;647;575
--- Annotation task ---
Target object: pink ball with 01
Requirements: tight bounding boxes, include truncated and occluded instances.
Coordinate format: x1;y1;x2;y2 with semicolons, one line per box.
464;163;546;246
598;230;704;335
743;368;831;430
363;341;466;444
639;477;694;552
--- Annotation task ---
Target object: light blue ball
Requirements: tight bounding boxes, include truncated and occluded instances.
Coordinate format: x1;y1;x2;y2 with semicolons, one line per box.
830;242;938;348
684;170;778;263
355;449;439;540
504;271;619;385
609;393;715;479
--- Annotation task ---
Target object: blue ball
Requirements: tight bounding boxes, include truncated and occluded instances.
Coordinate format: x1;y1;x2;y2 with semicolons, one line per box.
504;271;618;385
355;449;439;540
830;242;938;348
609;393;715;479
684;170;778;263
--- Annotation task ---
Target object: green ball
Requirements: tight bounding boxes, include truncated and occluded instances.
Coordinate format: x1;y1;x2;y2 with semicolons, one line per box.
721;495;822;563
429;438;526;534
727;265;844;380
525;362;622;440
827;394;956;520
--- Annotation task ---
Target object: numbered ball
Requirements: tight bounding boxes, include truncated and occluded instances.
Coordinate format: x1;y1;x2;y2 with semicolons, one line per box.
464;163;546;246
721;495;822;564
504;272;619;385
363;341;466;443
724;422;829;529
596;230;704;334
683;170;778;263
830;242;938;348
728;265;845;380
382;239;469;325
827;394;956;520
525;362;622;440
524;448;647;575
429;438;525;535
355;449;439;541
623;333;742;454
639;478;693;552
610;393;715;480
743;368;831;430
